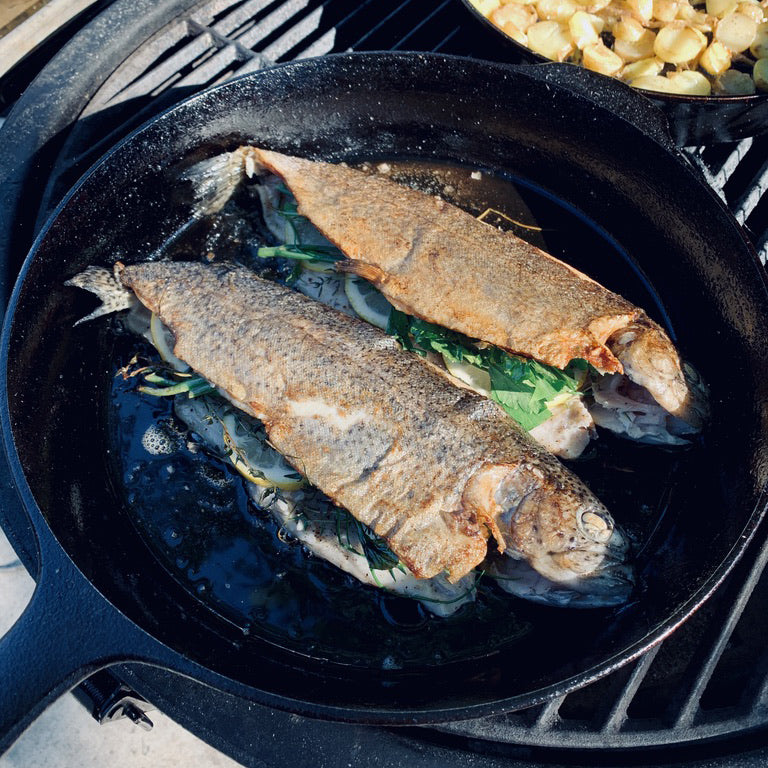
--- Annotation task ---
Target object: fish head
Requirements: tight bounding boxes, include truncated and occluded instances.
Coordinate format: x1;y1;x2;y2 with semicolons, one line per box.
607;323;708;430
478;463;634;606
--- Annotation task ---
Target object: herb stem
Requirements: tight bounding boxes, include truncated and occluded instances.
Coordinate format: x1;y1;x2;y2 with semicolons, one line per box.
255;245;342;263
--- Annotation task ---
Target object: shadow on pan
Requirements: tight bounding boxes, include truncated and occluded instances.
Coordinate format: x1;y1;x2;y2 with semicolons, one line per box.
0;52;767;749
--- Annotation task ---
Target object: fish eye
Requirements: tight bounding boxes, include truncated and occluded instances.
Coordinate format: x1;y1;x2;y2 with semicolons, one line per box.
579;510;613;543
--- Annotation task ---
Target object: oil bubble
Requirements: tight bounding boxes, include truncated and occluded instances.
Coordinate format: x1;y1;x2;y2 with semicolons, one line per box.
141;422;179;455
195;462;234;489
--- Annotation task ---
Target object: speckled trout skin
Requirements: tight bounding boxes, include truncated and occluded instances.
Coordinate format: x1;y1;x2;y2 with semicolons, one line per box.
227;147;705;429
116;261;631;598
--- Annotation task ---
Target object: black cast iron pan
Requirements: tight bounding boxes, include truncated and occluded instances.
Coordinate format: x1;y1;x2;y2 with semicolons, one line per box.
1;52;768;752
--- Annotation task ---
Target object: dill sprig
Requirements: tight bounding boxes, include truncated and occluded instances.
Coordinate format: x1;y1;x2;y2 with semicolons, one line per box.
287;490;403;576
335;507;403;574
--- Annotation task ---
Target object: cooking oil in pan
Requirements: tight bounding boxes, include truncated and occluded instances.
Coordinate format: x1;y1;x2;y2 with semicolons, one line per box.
109;159;698;670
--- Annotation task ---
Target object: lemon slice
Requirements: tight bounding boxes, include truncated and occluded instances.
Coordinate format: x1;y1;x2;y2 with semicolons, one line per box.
175;398;305;490
443;356;492;396
301;259;337;274
150;313;189;372
220;411;305;490
344;275;393;330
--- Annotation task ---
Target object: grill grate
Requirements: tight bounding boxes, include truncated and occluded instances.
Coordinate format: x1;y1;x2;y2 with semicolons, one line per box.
437;525;768;750
2;0;768;758
35;0;509;213
686;139;768;261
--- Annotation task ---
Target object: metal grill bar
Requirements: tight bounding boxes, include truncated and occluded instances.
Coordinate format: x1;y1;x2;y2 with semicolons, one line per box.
172;42;243;87
109;27;215;103
350;0;414;49
205;0;281;37
686;140;753;195
189;17;268;64
686;138;768;262
669;566;761;730
390;0;453;51
264;0;370;59
234;0;315;49
290;26;336;58
727;541;768;714
732;164;768;226
754;229;768;265
260;6;327;59
530;695;565;731
599;644;661;734
432;25;461;52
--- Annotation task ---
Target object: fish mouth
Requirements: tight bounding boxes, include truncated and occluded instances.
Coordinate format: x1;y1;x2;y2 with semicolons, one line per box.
606;325;708;431
491;554;635;609
540;515;630;581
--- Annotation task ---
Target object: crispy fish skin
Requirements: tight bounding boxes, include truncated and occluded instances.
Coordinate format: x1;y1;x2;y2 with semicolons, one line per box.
240;147;704;427
119;261;630;594
249;147;637;373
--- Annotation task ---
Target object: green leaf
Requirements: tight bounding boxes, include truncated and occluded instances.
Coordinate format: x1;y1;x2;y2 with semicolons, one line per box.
408;318;484;366
386;308;417;353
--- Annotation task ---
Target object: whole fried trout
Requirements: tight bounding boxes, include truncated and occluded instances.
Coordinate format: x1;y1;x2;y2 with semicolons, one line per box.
87;261;630;597
187;146;706;432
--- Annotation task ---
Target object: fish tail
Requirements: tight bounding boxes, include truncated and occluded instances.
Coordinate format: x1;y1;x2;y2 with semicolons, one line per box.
180;146;265;218
64;264;137;325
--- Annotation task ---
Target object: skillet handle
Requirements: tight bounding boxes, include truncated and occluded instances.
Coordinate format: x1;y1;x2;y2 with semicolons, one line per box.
0;527;159;755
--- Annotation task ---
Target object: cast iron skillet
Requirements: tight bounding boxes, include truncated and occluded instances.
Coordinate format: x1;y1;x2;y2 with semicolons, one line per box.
1;52;768;751
458;0;768;145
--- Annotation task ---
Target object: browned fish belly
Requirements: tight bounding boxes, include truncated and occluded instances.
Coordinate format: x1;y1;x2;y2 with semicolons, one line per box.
119;261;630;590
244;147;704;427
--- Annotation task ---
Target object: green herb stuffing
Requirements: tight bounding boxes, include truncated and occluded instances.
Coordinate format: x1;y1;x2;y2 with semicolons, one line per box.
389;309;589;431
334;507;403;575
118;359;216;399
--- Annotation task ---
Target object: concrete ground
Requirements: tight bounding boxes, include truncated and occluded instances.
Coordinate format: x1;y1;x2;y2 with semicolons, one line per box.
0;526;244;768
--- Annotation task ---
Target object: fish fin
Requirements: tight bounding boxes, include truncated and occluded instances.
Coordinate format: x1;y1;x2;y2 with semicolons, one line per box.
180;147;264;218
461;464;512;554
584;345;623;374
334;260;388;285
65;264;136;325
